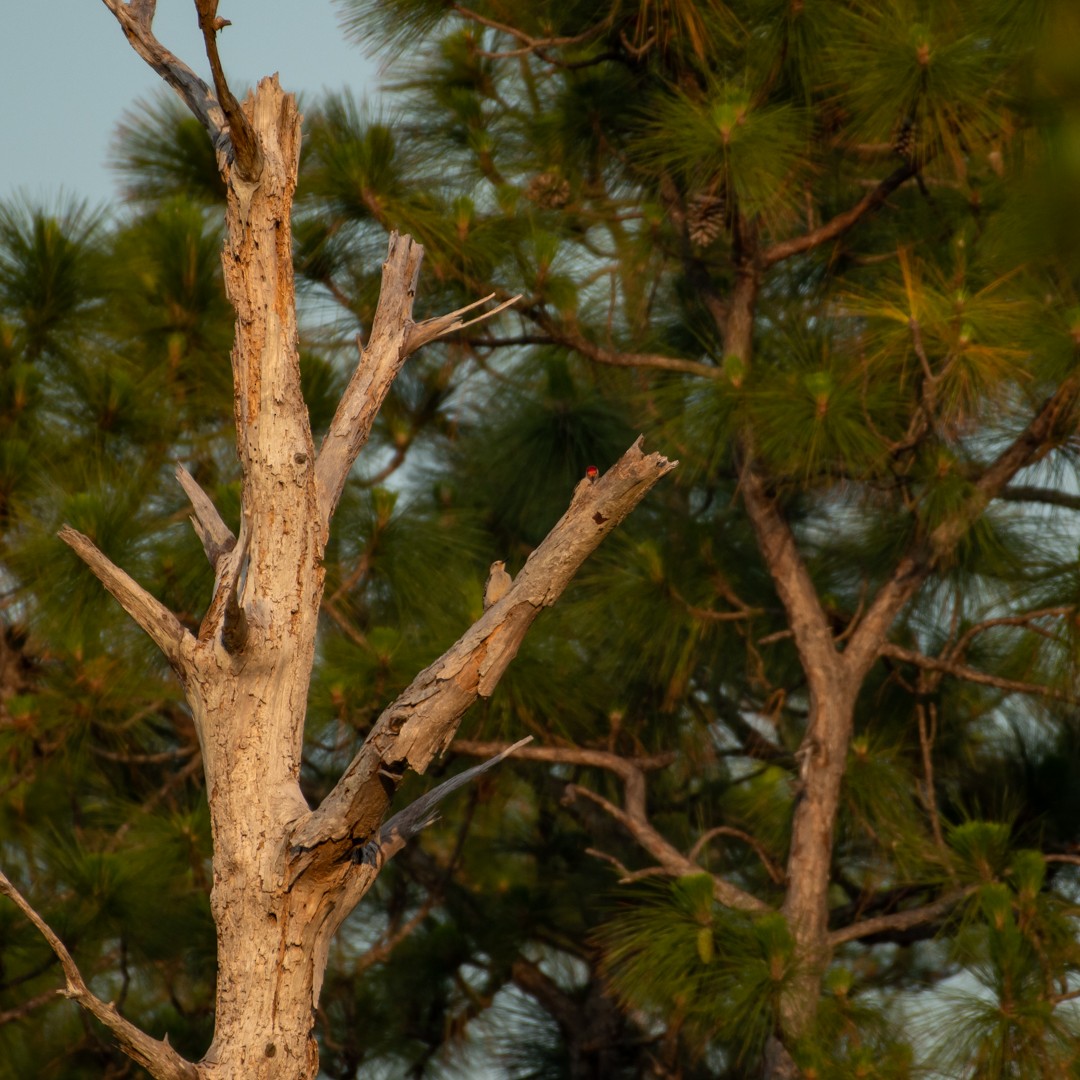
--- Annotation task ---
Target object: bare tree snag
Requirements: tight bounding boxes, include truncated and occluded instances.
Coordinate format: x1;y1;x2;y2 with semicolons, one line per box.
0;8;679;1078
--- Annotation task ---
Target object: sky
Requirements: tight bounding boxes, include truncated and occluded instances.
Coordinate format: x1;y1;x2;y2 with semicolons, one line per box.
1;1;382;208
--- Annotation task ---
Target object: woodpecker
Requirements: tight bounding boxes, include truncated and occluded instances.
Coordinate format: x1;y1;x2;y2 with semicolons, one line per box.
484;560;512;610
586;465;599;482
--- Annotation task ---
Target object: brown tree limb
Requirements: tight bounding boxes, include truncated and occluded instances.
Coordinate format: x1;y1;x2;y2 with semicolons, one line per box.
916;701;950;867
844;374;1080;682
454;710;771;912
403;292;521;354
56;526;194;678
688;825;785;885
353;896;437;977
0;870;198;1080
529;311;720;379
451;740;676;775
290;438;678;868
0;987;62;1028
584;847;669;883
315;233;424;532
562;784;767;912
828;888;974;947
944;607;1072;667
194;0;261;180
175;463;235;569
737;462;840;696
1046;854;1080;867
1000;484;1080;511
99;0;229;156
453;3;607;55
880;642;1074;702
760;162;918;268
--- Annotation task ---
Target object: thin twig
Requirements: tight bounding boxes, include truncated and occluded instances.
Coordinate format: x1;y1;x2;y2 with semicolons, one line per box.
828;887;974;947
562;783;767;912
0;869;198;1079
880;642;1074;702
916;701;950;868
688;825;785;885
354;896;436;976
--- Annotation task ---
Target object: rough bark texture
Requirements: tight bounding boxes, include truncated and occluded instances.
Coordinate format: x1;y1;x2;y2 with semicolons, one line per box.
18;15;677;1075
182;77;327;1080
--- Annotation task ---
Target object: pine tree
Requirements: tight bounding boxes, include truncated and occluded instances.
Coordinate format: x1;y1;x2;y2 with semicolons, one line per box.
293;0;1080;1075
5;1;1080;1077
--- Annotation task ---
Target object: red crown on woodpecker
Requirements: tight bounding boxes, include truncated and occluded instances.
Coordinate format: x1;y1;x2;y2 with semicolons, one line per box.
586;465;599;481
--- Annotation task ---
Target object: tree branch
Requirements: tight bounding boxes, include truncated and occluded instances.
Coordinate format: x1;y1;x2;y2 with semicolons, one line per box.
57;526;194;678
353;895;438;976
175;463;235;569
844;374;1080;680
0;987;61;1028
99;0;230;158
529;310;720;379
999;484;1080;511
760;162;918;268
880;642;1074;702
688;825;785;885
0;869;198;1080
828;888;973;947
290;439;677;868
193;0;261;180
403;292;521;354
943;607;1072;667
452;740;676;776
562;783;767;912
452;740;777;892
737;461;840;695
315;233;423;532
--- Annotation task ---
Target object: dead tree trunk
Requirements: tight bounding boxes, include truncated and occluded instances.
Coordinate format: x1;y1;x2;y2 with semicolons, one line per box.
0;6;676;1078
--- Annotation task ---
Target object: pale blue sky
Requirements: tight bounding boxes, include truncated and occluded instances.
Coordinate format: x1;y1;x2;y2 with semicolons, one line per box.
1;1;381;207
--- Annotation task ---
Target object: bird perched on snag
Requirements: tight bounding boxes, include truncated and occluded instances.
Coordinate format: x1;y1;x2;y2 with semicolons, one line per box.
484;560;512;610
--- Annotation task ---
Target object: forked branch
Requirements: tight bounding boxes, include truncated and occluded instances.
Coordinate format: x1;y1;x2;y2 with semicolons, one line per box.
844;372;1080;680
315;233;423;531
316;238;521;533
403;292;521;354
562;783;767;912
99;0;229;155
453;740;773;906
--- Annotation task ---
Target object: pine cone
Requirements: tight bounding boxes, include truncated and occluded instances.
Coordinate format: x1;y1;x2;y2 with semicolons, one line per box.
524;172;572;210
687;188;726;247
893;117;917;163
